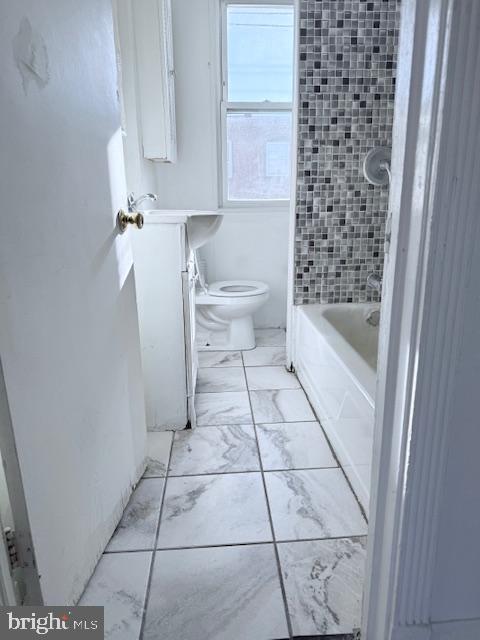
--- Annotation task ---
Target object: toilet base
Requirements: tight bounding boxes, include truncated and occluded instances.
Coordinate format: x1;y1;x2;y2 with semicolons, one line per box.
197;316;256;351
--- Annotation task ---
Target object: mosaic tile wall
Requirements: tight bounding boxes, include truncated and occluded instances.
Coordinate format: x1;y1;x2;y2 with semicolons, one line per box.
294;0;401;304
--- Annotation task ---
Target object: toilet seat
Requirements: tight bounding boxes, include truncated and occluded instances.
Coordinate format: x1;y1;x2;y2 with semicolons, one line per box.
207;280;269;298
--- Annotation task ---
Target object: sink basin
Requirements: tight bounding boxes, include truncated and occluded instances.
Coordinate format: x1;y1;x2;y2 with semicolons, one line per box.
185;213;223;250
143;210;223;249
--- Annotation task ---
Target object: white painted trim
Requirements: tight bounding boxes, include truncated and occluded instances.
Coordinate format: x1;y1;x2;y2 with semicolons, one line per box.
0;358;42;604
217;205;290;216
225;0;294;5
431;619;480;640
221;198;291;209
220;0;229;204
207;0;222;208
133;0;177;162
285;0;300;368
225;102;292;111
363;0;450;635
0;513;16;605
390;618;480;640
396;0;480;626
219;0;295;208
364;0;480;637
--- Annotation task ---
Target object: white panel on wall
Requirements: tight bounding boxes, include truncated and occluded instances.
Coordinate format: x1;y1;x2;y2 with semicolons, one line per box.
134;0;177;162
113;0;157;194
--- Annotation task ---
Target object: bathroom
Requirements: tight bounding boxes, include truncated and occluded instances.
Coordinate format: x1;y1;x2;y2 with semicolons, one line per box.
3;0;480;639
85;0;397;637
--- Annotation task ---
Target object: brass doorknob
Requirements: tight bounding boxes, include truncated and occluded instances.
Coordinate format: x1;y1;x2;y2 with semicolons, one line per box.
117;209;144;233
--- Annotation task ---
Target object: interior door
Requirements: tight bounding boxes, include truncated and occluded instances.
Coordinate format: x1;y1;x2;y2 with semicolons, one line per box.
0;0;147;605
0;517;16;606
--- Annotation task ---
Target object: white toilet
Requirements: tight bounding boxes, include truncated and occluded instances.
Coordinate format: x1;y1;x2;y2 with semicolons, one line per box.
196;280;270;350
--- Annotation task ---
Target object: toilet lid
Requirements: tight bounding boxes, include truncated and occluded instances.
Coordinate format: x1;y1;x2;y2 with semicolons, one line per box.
207;280;269;298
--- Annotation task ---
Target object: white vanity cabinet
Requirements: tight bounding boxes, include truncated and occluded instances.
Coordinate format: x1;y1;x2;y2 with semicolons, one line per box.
133;214;197;430
132;210;222;431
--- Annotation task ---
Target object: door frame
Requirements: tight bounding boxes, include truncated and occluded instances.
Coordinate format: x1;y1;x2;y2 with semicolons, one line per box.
364;0;480;637
285;0;300;369
0;512;16;606
0;358;42;604
362;0;448;633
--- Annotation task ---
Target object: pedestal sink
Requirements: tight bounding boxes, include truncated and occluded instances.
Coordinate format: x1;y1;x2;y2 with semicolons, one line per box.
143;210;223;249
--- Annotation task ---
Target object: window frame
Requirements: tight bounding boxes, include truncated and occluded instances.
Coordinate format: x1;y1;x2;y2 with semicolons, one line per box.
220;0;294;208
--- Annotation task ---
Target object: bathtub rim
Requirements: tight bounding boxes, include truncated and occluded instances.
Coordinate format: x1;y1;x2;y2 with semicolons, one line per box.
296;303;378;407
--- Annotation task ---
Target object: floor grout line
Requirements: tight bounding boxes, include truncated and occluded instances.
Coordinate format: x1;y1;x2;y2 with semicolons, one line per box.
159;533;367;552
199;361;288;369
194;419;319;427
195;388;249;395
195;418;320;427
138;431;174;640
196;384;301;395
102;532;368;555
166;464;340;478
242;351;295;640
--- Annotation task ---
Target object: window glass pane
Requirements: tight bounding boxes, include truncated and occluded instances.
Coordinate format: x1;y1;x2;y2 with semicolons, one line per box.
227;4;294;103
226;111;292;200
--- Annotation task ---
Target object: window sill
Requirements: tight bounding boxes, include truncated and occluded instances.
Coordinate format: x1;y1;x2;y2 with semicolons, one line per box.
218;204;290;216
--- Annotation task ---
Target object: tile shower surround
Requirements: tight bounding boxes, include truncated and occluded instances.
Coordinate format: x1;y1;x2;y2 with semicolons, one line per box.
294;0;400;304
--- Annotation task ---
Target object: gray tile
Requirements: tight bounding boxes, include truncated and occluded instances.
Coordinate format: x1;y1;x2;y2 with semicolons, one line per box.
195;391;252;426
106;479;164;552
265;469;367;541
144;431;172;478
198;350;243;367
79;551;151;640
246;366;300;391
242;346;286;367
256;422;337;471
197;367;247;393
254;328;286;347
157;473;272;548
294;0;400;304
278;538;367;636
250;389;315;423
143;545;289;640
169;425;260;475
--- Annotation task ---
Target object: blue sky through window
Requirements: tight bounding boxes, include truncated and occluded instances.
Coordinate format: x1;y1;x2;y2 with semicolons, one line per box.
227;4;294;103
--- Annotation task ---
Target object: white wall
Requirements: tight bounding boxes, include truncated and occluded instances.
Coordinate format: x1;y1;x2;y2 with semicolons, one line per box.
200;211;289;328
153;0;289;327
0;0;146;604
154;0;219;209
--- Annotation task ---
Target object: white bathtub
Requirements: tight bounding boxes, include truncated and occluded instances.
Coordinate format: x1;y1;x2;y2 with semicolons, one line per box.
294;303;380;515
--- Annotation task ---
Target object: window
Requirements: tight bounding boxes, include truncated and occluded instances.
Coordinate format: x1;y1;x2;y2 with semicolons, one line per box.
221;1;294;205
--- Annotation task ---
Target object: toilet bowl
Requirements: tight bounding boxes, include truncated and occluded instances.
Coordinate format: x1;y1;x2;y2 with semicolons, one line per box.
196;280;269;350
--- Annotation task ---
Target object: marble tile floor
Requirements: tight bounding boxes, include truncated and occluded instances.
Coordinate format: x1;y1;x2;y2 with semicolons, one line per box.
80;329;367;640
